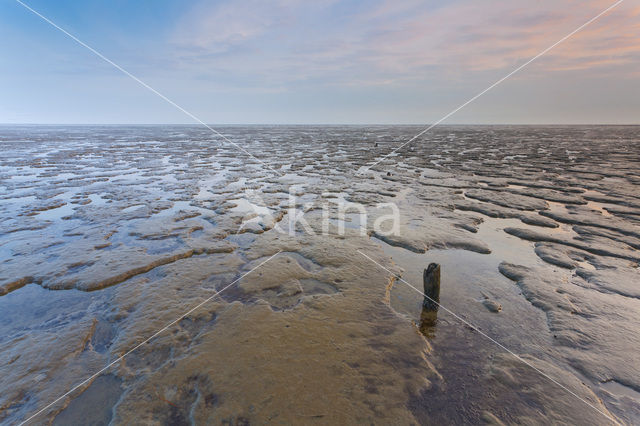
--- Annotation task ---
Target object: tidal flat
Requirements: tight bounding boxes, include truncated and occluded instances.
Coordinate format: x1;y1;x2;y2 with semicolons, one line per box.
1;125;639;424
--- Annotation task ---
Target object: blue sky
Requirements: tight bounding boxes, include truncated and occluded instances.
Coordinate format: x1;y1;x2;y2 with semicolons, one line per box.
1;0;638;124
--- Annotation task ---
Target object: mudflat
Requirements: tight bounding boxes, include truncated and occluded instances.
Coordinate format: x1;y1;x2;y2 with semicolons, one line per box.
1;125;639;424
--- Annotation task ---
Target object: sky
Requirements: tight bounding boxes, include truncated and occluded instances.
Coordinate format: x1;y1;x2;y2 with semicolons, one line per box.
0;0;639;124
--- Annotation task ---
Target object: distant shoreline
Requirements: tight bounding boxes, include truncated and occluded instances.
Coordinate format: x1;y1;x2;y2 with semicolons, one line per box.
2;123;640;127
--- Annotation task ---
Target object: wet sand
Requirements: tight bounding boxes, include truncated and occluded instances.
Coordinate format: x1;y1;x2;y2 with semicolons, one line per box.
1;125;639;424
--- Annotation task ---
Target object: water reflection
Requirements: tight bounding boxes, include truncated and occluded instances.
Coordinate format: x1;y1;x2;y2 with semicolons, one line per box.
419;307;438;338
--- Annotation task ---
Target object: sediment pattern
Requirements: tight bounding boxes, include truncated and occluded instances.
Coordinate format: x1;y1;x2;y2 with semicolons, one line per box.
1;125;638;424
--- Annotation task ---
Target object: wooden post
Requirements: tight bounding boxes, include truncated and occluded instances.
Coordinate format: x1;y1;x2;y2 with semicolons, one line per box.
422;263;440;311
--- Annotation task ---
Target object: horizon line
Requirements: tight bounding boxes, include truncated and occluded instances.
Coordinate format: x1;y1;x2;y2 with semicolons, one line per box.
2;122;640;127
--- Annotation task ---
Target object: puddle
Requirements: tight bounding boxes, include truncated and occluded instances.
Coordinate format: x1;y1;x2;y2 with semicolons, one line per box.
229;198;272;216
140;237;186;254
225;233;256;249
154;201;194;218
195;171;226;200
88;193;108;206
329;212;366;233
122;204;146;213
601;380;640;400
36;203;76;221
0;195;37;206
0;284;113;344
299;278;338;295
462;214;558;266
370;216;555;352
52;375;123;426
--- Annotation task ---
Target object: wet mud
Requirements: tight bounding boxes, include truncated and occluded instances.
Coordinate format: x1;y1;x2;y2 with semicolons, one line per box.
1;125;639;424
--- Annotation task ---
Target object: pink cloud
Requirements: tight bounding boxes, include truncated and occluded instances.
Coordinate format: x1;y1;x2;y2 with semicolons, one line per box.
171;0;640;87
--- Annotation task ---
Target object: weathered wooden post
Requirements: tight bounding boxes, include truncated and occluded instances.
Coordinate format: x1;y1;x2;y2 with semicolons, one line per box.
422;263;440;311
419;263;441;337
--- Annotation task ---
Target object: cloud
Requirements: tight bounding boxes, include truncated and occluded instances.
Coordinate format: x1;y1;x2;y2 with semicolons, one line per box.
169;0;640;90
356;0;640;74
